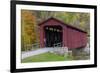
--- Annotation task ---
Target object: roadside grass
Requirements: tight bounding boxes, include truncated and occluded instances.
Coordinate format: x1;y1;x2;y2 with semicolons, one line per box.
22;52;73;63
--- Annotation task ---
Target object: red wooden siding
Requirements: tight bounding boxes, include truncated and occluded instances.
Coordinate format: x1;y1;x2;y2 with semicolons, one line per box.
66;27;87;49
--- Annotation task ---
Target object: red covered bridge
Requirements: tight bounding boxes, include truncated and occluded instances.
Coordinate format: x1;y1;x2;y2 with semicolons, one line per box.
39;18;87;49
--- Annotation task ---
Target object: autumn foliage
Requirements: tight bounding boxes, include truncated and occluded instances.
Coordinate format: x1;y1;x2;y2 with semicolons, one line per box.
21;10;38;51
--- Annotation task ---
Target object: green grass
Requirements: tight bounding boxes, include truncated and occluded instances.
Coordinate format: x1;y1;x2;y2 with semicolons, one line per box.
22;52;73;63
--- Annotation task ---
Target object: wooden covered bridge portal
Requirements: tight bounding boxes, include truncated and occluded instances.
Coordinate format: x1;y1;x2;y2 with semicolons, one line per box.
44;26;62;47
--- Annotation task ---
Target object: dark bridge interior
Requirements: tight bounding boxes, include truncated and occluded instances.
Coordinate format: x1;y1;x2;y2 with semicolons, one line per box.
44;26;62;47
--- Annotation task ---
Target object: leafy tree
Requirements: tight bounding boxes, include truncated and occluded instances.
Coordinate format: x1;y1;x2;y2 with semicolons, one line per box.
21;10;38;51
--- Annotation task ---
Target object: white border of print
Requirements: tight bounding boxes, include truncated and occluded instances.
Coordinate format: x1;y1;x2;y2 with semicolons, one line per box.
16;5;94;69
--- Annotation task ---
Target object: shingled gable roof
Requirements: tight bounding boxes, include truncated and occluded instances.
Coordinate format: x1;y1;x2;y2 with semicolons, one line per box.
38;17;87;33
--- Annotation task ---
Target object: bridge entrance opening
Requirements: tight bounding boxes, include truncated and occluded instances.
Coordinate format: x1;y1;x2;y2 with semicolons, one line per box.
44;26;62;47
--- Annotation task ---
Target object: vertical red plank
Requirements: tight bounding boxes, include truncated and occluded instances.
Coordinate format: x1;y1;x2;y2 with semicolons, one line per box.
40;25;44;48
62;27;67;47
